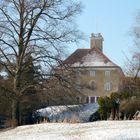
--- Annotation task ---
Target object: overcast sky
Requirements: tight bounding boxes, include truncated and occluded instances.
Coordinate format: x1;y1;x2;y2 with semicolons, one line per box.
73;0;140;69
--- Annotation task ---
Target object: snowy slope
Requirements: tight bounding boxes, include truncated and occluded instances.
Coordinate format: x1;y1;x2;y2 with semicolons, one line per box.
33;103;99;122
0;121;140;140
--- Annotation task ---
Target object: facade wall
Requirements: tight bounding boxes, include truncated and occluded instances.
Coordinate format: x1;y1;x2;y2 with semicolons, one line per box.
75;67;123;104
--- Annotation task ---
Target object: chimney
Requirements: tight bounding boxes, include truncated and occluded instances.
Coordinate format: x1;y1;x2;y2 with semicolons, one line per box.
90;33;104;52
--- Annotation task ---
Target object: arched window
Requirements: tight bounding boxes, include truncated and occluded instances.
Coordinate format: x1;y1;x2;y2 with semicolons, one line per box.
89;80;96;90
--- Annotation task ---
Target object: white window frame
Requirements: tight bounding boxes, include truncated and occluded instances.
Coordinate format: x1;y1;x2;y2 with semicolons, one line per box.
90;70;96;77
105;70;110;77
104;82;111;91
95;96;97;103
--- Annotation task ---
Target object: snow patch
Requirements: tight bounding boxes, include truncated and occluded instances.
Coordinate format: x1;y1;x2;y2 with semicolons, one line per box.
33;103;99;122
72;50;116;67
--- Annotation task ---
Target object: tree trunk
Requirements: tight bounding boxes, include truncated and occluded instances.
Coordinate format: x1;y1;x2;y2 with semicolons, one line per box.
11;76;21;126
109;108;115;120
115;105;120;120
11;99;21;126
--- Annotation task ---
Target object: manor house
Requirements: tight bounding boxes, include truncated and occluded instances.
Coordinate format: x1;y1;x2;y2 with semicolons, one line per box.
63;33;124;104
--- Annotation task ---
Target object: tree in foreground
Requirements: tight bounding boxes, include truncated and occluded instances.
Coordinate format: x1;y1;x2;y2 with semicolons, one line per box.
124;11;140;77
0;0;83;126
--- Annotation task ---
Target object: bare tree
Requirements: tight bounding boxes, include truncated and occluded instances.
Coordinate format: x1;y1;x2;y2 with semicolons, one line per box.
0;0;83;125
132;12;140;78
122;11;140;102
125;11;140;77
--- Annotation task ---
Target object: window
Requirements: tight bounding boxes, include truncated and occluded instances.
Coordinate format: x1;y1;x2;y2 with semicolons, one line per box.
75;85;81;91
90;70;96;77
86;97;89;103
76;97;81;104
76;70;81;76
90;97;95;103
75;79;81;91
86;96;98;104
76;79;80;85
104;82;112;91
105;71;110;77
75;80;80;91
89;80;96;90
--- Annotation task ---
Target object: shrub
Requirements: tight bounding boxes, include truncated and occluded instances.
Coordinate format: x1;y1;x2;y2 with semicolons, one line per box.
120;97;140;119
89;111;100;122
5;119;17;128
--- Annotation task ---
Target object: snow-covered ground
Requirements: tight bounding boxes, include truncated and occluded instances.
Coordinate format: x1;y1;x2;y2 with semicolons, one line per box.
33;103;99;122
0;121;140;140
